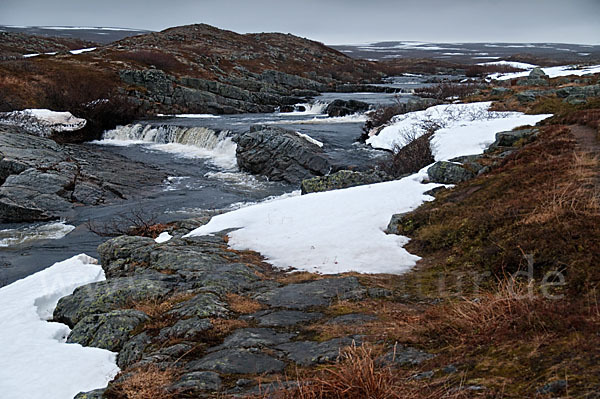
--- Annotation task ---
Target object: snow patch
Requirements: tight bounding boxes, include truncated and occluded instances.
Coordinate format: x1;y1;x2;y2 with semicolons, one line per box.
489;64;600;80
69;47;97;54
0;254;119;398
0;109;86;137
155;232;172;243
295;131;324;147
185;102;552;274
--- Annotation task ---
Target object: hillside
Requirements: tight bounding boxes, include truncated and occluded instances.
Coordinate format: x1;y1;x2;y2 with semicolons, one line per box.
0;24;384;141
0;31;97;59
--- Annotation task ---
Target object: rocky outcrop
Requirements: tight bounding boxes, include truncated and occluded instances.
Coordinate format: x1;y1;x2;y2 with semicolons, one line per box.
325;99;370;117
300;169;392;194
65;227;419;397
0;126;164;222
235;125;331;184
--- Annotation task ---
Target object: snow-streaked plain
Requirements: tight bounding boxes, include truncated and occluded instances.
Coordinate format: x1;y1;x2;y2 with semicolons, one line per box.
489;64;600;80
185;102;552;274
0;254;119;399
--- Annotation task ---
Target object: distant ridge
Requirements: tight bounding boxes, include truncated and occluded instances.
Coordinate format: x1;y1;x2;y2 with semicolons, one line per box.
0;25;151;44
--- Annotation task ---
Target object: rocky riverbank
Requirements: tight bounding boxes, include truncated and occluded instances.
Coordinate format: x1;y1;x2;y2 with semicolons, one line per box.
0;126;165;222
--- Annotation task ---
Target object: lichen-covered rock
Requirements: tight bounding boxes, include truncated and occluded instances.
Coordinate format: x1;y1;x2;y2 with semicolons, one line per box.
427;161;475;184
378;346;435;366
167;292;229;319
159;317;213;340
53;276;172;327
74;388;105;399
67;309;149;351
118;332;151;368
235;125;331;184
493;128;538;147
300;170;392;194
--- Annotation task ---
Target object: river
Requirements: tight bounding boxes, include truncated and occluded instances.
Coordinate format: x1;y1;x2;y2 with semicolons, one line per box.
0;80;434;286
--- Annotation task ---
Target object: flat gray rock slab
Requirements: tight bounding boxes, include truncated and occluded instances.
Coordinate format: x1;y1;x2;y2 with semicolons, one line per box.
276;337;359;366
255;277;366;310
187;348;285;374
213;328;296;351
378;346;435;367
245;310;324;327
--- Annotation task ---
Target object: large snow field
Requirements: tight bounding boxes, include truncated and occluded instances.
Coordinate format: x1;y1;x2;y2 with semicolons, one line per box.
0;255;119;399
185;102;552;274
488;64;600;81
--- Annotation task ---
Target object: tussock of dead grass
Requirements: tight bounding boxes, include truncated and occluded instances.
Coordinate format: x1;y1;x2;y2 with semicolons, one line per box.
226;293;264;314
251;344;472;399
106;365;180;399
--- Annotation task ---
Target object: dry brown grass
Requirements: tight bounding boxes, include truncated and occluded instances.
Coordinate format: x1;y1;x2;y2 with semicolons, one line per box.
250;344;473;399
209;317;249;337
107;364;180;399
226;293;264;314
524;152;599;224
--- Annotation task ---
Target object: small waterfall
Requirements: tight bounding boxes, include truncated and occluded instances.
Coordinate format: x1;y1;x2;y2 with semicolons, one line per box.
101;124;238;170
103;124;231;150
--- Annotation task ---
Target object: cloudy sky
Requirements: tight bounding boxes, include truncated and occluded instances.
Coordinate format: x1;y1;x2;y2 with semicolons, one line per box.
1;0;599;44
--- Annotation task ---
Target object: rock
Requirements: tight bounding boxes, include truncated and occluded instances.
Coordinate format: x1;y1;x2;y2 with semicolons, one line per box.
556;84;600;104
118;332;151;368
537;380;567;394
493;128;538;147
443;364;458;374
327;313;376;325
276;337;359;366
427;161;475;184
0;109;87;138
325;99;369;117
53;276;172;327
515;90;543;102
169;371;222;394
378;346;435;367
300;170;392;194
74;389;105;399
159;317;213;340
67;309;149;352
255;277;366;310
412;371;434;380
187;348;285;374
245;310;323;327
516;68;549;86
367;287;393;298
490;87;512;96
167;292;229;319
235;125;331;184
214;328;296;350
385;213;408;235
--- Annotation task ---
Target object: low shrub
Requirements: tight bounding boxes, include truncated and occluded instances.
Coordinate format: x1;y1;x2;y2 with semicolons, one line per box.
378;132;435;178
414;83;480;101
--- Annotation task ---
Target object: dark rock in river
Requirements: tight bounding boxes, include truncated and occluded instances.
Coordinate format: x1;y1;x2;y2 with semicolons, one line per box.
235;125;331;184
300;169;392;194
325;99;369;117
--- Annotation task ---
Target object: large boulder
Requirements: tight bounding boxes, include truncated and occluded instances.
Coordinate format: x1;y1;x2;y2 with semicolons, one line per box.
235;125;331;184
325;99;369;117
517;67;549;86
300;169;392;194
427;161;475;184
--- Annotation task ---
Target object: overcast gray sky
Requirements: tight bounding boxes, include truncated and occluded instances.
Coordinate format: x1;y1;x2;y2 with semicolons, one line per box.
1;0;599;44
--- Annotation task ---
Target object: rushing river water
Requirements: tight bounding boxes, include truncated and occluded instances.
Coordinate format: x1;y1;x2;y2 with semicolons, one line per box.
0;83;433;286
